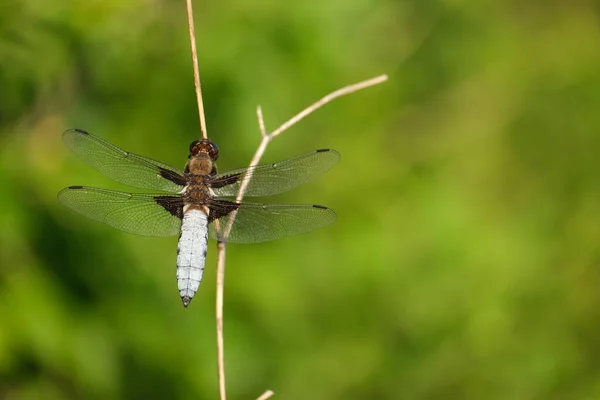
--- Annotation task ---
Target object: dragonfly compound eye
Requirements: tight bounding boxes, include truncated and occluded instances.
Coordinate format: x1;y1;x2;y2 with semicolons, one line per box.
189;140;202;156
207;141;219;160
189;139;219;160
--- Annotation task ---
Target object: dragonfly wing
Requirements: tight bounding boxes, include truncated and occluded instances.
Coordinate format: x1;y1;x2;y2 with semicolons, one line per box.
63;129;186;193
58;186;183;236
208;200;336;243
211;149;340;197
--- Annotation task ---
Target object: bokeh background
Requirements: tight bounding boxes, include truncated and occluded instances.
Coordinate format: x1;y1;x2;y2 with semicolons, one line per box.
1;0;600;399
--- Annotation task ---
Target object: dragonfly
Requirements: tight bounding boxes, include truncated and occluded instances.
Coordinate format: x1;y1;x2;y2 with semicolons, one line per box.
58;129;339;307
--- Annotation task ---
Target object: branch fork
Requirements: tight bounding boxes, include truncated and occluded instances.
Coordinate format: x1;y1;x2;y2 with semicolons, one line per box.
184;2;387;399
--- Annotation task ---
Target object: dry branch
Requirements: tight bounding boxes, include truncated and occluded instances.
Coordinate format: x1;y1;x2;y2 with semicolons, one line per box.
185;3;387;400
186;0;208;140
215;74;388;400
256;390;275;400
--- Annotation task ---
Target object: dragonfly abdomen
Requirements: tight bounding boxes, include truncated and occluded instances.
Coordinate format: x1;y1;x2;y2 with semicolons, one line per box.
176;208;209;307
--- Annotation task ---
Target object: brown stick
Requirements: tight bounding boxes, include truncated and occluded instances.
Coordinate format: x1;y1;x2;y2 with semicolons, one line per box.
184;2;387;400
184;1;225;398
185;0;208;140
215;74;388;400
216;240;227;400
256;390;275;400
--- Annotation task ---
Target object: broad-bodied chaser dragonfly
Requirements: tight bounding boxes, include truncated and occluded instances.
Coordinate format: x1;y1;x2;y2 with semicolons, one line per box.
58;129;339;307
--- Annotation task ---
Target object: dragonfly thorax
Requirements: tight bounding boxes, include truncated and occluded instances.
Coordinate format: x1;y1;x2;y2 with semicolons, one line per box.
185;156;214;175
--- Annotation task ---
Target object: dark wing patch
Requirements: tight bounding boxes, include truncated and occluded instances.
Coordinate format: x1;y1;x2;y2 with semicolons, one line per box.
155;195;185;219
210;173;241;189
207;199;240;223
158;167;187;186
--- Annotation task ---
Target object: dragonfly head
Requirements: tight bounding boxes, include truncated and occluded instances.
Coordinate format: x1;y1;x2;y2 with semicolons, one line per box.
189;139;219;161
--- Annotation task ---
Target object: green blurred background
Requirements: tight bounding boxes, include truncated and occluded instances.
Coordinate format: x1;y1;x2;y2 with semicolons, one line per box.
1;0;600;399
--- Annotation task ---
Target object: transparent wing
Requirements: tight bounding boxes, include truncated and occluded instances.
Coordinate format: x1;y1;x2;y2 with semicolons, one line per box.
211;149;340;197
63;129;186;193
58;186;183;236
209;200;336;243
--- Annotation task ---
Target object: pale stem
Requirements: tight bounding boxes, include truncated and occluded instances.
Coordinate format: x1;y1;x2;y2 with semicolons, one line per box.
184;0;224;397
185;0;208;139
257;106;267;137
256;390;275;400
213;74;387;400
187;0;387;398
216;240;227;400
219;74;389;239
269;74;388;140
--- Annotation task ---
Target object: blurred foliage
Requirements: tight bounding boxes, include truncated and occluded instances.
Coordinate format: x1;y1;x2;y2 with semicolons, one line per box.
1;0;600;399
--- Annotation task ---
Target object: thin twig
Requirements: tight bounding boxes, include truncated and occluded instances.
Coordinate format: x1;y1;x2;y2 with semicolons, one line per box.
185;1;387;399
219;74;388;238
257;106;267;137
185;0;208;139
269;74;388;140
216;240;227;400
184;1;222;397
256;390;275;400
213;74;387;400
